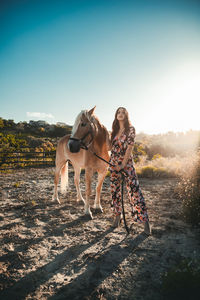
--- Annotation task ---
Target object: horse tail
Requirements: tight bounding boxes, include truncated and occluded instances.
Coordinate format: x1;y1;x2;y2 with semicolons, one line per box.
60;161;69;194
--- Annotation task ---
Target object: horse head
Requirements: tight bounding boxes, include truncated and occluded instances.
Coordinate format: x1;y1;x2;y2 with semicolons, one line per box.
68;106;96;153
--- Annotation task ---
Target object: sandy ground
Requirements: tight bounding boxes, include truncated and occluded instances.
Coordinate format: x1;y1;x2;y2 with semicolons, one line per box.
0;167;200;300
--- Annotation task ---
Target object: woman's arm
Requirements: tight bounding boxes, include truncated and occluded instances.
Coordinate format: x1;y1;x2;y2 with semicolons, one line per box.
121;144;133;167
115;144;133;171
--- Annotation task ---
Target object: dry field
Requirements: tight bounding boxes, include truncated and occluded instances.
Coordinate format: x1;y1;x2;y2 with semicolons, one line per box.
0;167;200;300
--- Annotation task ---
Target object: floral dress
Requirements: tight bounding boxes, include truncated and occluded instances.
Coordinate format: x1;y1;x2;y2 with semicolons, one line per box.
109;126;149;223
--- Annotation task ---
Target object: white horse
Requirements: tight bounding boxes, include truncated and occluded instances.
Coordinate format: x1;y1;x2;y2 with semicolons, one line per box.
52;106;110;219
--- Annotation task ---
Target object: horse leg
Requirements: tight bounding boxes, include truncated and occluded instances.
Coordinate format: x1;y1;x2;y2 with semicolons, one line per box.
60;161;69;194
52;162;65;204
84;169;93;219
94;170;106;213
74;166;85;204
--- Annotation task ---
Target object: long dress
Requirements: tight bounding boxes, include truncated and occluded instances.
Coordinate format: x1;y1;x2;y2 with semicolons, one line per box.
109;126;149;223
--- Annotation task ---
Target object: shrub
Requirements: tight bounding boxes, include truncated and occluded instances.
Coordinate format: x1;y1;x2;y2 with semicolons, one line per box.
0;118;4;128
176;151;200;226
49;125;71;137
136;165;173;178
161;258;200;300
138;166;155;178
152;153;162;160
38;127;45;135
146;143;176;159
133;143;147;163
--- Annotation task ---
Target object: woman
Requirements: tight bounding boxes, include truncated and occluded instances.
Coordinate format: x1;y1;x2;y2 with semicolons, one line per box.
109;107;151;235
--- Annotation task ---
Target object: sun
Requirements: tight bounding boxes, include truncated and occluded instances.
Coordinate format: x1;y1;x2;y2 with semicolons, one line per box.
143;61;200;133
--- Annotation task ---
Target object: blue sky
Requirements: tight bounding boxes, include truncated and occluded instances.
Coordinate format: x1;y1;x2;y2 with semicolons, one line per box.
0;0;200;133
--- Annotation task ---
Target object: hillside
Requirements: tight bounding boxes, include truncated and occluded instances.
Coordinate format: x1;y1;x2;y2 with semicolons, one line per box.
0;118;72;150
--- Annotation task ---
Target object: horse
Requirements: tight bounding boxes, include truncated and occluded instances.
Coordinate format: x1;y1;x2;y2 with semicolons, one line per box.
52;106;110;219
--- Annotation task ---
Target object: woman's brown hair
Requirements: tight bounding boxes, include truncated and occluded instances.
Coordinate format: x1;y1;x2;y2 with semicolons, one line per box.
111;107;132;143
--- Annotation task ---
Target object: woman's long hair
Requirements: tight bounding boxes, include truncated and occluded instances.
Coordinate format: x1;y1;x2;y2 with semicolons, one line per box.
111;107;132;143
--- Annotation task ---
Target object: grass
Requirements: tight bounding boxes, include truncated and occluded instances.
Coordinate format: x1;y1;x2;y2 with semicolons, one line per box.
135;152;197;178
136;165;174;178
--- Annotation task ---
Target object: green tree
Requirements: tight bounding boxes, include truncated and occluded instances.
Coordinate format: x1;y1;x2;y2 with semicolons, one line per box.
0;118;4;129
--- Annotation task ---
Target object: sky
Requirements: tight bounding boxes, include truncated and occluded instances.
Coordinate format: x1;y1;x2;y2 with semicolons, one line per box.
0;0;200;134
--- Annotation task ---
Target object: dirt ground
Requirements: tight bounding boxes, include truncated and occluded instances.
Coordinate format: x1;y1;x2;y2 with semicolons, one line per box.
0;167;200;300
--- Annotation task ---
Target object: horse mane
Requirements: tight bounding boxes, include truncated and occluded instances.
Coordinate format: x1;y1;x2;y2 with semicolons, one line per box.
87;112;109;149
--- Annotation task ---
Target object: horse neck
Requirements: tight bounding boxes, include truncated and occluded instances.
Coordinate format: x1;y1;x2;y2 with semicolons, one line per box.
92;121;107;151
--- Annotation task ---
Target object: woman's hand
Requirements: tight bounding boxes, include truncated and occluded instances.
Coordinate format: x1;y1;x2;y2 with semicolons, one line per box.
115;162;124;172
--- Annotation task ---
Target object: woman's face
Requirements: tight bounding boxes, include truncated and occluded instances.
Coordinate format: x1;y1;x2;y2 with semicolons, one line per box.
116;108;126;122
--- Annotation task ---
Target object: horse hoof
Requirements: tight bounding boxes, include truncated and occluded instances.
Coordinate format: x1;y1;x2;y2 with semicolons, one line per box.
77;198;85;205
94;207;103;214
52;196;61;204
56;198;61;204
76;200;83;206
84;213;93;220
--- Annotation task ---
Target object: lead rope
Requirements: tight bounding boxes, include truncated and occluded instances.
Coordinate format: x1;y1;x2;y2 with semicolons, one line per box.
121;173;130;235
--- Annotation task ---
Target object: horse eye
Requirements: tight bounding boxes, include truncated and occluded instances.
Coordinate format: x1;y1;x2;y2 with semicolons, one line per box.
81;122;87;127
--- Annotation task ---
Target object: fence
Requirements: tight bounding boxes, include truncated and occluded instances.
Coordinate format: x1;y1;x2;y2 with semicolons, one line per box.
0;149;56;170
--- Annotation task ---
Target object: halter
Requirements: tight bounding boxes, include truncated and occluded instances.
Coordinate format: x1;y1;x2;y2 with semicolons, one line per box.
69;129;94;150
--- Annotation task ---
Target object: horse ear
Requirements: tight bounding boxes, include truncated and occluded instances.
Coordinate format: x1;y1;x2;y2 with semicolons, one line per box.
88;106;96;116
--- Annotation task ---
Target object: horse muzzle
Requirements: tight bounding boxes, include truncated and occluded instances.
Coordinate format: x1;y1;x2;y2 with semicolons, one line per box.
68;139;81;153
